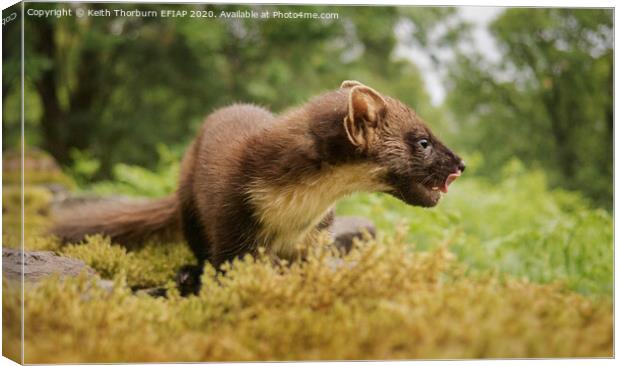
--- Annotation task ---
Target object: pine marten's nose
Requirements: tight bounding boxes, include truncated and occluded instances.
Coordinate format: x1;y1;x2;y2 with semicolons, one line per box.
458;160;466;173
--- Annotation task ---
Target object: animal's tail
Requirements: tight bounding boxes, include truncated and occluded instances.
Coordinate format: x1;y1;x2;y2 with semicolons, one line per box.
51;195;181;247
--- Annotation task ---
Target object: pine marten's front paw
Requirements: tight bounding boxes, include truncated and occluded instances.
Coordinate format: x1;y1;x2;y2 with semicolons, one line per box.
175;264;203;296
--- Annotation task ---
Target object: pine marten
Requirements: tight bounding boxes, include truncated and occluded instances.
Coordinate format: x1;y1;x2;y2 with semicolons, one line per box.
52;80;465;291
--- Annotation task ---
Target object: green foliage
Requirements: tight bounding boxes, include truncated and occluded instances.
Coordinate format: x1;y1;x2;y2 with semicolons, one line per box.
3;239;612;362
445;8;612;207
68;149;101;185
337;158;612;295
15;3;450;181
82;144;180;197
92;162;177;197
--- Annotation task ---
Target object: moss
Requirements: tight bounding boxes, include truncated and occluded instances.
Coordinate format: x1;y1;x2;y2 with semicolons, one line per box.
60;235;195;288
3;185;55;242
3;237;612;362
2;280;22;363
3;186;53;215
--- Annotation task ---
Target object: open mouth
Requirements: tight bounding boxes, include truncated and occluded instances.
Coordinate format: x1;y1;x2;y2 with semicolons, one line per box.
388;170;462;208
429;171;461;194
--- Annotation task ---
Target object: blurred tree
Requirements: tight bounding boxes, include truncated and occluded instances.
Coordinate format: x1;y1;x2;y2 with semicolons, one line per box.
445;8;612;207
24;3;207;177
19;3;460;180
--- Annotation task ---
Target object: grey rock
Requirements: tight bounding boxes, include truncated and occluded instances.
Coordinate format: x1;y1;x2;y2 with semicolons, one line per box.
50;194;143;214
2;248;117;294
2;248;95;283
330;216;376;253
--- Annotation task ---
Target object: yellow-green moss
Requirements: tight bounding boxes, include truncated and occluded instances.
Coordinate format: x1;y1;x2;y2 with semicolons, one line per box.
3;237;612;363
2;280;22;363
60;235;195;288
3;148;76;188
2;185;55;242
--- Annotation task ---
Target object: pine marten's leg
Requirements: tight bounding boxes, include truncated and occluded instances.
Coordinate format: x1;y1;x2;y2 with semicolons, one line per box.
176;196;211;296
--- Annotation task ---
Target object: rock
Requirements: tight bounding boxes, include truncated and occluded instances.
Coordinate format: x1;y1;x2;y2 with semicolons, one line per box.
3;248;116;294
2;248;95;283
330;216;376;253
50;194;141;213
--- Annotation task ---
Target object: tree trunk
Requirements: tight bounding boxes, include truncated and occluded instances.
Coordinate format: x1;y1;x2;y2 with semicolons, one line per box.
543;80;576;181
31;18;69;164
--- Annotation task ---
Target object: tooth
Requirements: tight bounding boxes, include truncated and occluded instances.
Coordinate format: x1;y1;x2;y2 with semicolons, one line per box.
432;187;438;191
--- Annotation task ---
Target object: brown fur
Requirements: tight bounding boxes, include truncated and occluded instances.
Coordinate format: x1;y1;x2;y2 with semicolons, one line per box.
52;195;180;246
51;80;464;273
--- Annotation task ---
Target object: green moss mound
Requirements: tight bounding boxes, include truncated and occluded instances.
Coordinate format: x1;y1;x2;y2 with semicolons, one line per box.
3;237;612;362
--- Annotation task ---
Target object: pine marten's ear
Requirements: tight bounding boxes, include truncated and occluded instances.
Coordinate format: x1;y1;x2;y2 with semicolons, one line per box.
344;85;387;148
340;80;365;89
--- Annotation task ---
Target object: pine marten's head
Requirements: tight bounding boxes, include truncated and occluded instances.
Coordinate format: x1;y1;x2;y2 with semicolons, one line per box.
341;80;465;207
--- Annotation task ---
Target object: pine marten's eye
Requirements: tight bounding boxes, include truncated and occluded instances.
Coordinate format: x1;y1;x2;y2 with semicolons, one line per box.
418;139;430;149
